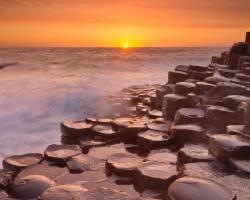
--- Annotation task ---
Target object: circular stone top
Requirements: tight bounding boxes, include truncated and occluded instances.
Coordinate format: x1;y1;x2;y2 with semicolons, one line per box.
137;162;177;180
176;108;204;118
41;184;88;200
168;177;235;200
106;153;142;176
112;117;134;128
44;144;81;162
11;175;56;199
138;130;169;142
148;110;163;118
62;120;92;130
3;153;43;171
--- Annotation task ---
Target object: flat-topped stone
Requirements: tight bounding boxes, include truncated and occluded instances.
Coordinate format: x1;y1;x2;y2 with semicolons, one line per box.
97;118;113;124
137;130;170;151
146;122;170;132
206;105;238;131
61;120;92;138
135;162;178;190
188;70;213;81
208;134;250;161
205;75;230;84
222;95;249;110
213;82;246;97
177;144;214;165
188;65;209;72
175;82;195;95
106;153;142;177
67;154;103;173
79;140;106;153
10;175;55;199
162;94;188;120
174;108;204;125
112;117;134;128
170;124;206;146
2;153;43;172
92;124;119;141
235;73;250;82
175;65;189;73
194;81;216;94
147;149;177;164
148;110;163;119
41;184;88;200
168;176;235;200
168;71;188;84
44;144;81;163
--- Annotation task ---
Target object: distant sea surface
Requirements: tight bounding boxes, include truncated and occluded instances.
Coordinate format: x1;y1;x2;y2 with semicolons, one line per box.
0;47;227;161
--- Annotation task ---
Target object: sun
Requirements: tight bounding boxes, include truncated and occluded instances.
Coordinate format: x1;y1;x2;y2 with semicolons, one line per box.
123;43;129;49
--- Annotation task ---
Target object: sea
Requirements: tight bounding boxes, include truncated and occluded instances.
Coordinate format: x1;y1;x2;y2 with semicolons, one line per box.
0;47;228;161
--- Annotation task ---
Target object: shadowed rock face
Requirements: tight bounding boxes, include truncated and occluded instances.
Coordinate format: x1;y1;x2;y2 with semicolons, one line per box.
10;175;56;199
44;144;81;163
2;153;43;172
0;190;8;200
175;82;195;95
168;177;235;200
0;169;15;189
208;134;250;161
229;158;250;174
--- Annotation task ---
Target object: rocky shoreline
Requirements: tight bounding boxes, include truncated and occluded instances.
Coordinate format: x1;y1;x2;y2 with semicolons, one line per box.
1;33;250;200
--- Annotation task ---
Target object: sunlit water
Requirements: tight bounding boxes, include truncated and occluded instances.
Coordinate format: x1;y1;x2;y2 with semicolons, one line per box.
0;47;227;161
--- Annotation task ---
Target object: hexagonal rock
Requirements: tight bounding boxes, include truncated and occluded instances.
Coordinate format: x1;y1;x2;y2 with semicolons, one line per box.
206;105;238;131
208;134;250;161
188;65;209;72
83;187;131;200
134;162;178;190
10;175;55;199
112;117;134;128
2;153;43;172
146;122;170;132
66;154;103;173
0;169;15;189
173;108;204;125
175;65;189;73
194;81;216;94
175;82;195;95
170;124;206;146
168;71;188;84
105;153;142;177
213;82;246;97
137;130;170;151
148;110;163;119
177;144;214;165
162;94;188;120
168;177;235;200
44;144;81;163
229;158;250;174
40;184;88;200
222;95;249;110
61;120;92;138
92;124;119;141
147;150;177;164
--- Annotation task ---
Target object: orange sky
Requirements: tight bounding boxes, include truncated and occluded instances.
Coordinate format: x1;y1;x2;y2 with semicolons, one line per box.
0;0;250;47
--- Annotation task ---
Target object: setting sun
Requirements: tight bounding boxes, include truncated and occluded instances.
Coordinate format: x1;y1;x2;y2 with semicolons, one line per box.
123;43;129;49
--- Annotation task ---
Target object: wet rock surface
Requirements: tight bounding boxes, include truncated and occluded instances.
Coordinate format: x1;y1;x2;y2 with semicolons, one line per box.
168;176;235;200
10;175;55;199
3;153;43;172
44;144;81;163
3;32;250;199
